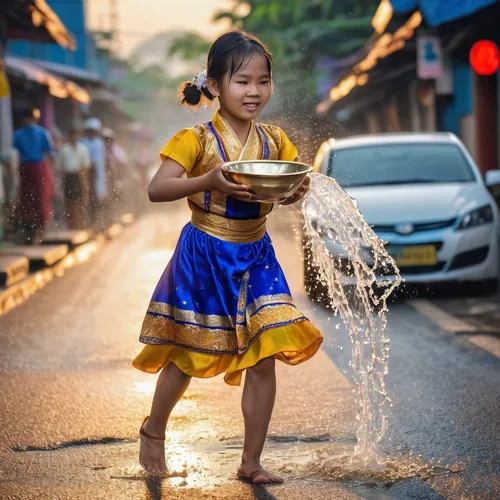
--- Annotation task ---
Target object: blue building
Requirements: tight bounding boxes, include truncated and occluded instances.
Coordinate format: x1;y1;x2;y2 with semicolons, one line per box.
8;0;100;75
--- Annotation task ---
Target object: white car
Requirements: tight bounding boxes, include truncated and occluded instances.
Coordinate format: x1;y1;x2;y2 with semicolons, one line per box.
309;133;500;293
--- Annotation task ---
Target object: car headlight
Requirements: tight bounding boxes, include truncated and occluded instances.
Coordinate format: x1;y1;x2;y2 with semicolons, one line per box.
457;204;494;230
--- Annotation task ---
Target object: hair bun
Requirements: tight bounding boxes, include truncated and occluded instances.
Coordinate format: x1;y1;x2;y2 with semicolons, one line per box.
179;81;202;106
178;79;215;109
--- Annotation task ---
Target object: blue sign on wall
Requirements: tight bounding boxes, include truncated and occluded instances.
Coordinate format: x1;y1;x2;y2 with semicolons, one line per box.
391;0;498;26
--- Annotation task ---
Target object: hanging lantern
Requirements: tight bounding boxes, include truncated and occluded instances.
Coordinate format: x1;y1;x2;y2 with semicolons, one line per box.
470;40;500;76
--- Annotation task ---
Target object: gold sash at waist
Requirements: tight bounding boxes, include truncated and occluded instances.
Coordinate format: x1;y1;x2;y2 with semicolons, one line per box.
189;201;267;243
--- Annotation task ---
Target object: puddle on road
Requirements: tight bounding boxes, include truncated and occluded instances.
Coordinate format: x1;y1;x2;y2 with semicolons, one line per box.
109;439;462;497
301;449;462;483
1;430;464;499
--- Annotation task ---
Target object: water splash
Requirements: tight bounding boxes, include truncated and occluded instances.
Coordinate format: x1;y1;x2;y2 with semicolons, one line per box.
302;173;401;465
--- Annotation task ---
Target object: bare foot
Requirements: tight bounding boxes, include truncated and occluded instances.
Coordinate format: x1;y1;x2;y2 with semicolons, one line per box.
139;417;167;475
237;464;284;484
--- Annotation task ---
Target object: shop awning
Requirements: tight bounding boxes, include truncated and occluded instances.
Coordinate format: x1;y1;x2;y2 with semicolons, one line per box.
28;60;102;85
315;0;500;116
390;0;498;27
6;56;90;104
316;10;423;114
2;0;76;50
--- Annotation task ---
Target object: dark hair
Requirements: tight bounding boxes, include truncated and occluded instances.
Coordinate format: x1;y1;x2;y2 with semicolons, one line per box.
179;31;273;108
19;107;35;120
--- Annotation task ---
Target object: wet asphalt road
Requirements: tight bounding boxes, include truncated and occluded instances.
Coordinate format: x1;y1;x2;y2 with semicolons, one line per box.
1;203;500;499
319;304;500;498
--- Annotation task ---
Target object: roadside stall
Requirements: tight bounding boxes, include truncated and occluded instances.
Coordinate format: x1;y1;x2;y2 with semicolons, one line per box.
0;0;76;242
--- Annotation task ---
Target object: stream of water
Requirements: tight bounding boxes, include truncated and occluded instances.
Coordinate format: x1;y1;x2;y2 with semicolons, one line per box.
302;173;402;466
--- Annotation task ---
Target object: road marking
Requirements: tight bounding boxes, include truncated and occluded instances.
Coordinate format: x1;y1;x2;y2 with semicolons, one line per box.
407;299;477;333
466;334;500;358
407;299;500;359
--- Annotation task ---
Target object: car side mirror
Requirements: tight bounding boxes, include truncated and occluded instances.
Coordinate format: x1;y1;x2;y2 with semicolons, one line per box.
485;170;500;187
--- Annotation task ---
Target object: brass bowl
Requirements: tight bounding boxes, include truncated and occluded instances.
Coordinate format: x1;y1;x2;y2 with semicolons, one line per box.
222;160;312;203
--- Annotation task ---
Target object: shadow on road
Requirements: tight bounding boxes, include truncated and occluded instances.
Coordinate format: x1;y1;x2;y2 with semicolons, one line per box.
252;484;278;499
144;475;163;500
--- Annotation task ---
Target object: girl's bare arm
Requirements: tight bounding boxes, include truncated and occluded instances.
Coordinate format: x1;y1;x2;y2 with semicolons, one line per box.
148;158;251;203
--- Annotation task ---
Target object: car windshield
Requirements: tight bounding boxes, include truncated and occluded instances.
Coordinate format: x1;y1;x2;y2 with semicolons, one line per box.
329;143;476;187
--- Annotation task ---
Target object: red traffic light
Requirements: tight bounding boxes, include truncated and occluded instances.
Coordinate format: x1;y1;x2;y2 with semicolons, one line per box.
470;40;500;76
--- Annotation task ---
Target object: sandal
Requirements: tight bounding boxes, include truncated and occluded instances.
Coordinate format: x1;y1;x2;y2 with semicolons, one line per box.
139;416;165;441
237;468;284;484
139;416;166;472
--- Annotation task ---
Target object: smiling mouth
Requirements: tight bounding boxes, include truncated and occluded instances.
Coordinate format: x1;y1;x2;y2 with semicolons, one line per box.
243;103;259;110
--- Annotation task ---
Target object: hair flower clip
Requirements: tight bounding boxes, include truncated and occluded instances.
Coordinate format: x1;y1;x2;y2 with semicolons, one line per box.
194;69;208;90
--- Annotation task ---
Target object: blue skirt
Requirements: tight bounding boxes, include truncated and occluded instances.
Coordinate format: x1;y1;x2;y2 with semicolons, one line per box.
134;223;323;385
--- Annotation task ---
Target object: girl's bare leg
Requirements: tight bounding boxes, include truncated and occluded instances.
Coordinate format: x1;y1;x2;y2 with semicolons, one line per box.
239;357;283;484
140;362;191;474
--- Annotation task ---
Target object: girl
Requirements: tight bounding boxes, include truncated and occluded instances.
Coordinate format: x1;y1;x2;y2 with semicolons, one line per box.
133;31;323;484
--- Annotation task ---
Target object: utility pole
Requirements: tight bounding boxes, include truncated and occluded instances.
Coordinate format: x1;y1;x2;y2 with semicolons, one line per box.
109;0;120;56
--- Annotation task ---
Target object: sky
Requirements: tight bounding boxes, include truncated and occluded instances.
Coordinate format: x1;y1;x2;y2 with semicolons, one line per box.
86;0;233;56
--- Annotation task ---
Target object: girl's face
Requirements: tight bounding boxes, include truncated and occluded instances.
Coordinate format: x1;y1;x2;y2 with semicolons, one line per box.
210;54;273;122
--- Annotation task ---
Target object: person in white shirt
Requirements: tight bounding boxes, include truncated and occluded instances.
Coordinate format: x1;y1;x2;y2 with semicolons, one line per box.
81;118;106;228
56;125;91;229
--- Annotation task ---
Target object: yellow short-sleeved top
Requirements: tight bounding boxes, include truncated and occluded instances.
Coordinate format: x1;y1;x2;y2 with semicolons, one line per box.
158;109;298;218
159;109;298;174
159;128;201;170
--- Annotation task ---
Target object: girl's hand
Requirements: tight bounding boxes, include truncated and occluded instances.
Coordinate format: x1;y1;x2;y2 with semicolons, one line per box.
207;164;253;201
280;175;311;206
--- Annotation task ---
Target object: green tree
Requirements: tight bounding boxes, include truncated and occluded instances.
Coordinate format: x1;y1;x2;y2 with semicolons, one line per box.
168;32;211;61
212;0;380;159
214;0;379;63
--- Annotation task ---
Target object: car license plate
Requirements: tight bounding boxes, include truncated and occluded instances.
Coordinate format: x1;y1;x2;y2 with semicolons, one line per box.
388;245;438;267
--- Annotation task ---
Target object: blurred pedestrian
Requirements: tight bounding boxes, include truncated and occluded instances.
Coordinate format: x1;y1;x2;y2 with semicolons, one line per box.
102;127;124;222
81;118;106;228
56;125;91;229
13;107;54;244
0;148;19;240
102;128;118;193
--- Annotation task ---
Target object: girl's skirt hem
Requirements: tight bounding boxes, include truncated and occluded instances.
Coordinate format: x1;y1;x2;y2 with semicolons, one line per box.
132;320;323;386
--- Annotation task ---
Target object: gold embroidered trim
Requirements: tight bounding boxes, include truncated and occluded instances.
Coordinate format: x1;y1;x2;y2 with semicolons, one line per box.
249;303;304;337
189;201;267;243
148;301;235;328
208;189;227;216
256;123;281;160
247;293;295;317
141;315;238;353
189;125;221;176
141;302;305;355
